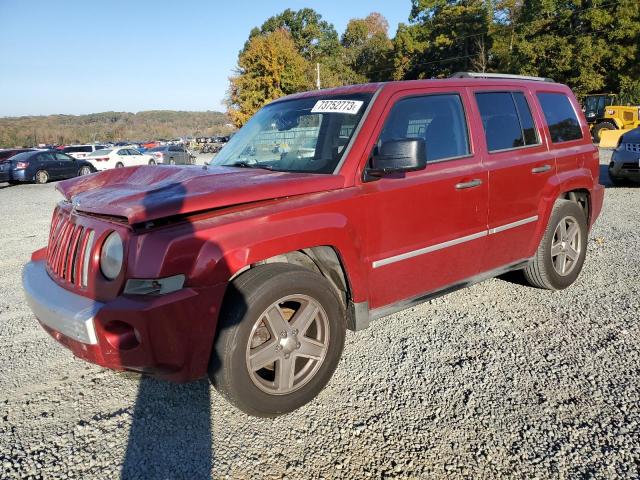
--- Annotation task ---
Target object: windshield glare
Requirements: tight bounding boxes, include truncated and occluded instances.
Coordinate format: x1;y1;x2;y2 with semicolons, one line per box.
213;94;372;174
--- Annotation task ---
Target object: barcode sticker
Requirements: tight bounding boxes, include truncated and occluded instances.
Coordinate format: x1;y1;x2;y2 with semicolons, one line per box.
311;100;364;115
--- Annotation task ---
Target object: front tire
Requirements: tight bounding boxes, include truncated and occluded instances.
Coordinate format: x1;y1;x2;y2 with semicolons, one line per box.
209;263;346;417
523;200;588;290
78;166;91;176
592;121;616;143
34;170;49;184
148;159;156;166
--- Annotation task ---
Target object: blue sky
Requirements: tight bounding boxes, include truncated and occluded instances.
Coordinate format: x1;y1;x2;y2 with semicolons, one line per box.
0;0;412;117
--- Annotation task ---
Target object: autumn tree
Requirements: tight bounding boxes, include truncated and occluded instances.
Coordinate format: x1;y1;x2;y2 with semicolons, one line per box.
241;8;361;88
227;29;311;127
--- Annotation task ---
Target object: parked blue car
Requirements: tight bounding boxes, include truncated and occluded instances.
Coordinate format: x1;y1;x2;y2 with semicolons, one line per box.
7;150;96;184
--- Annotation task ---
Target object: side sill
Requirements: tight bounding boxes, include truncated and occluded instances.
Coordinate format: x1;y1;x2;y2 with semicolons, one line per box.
366;258;532;323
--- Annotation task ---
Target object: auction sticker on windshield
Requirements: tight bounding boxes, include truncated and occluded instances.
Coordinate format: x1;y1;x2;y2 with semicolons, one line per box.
311;100;364;115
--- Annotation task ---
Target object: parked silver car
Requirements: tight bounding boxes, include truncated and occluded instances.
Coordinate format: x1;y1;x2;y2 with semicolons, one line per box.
147;145;193;165
609;127;640;186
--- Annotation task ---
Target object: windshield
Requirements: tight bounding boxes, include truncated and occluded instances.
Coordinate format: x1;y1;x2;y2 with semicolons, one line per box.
213;93;372;174
89;149;113;156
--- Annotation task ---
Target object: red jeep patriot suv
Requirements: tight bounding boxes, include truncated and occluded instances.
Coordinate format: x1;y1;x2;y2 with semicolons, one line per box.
23;73;604;417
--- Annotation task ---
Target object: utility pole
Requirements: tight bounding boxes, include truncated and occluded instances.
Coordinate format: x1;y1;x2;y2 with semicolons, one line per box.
316;63;321;90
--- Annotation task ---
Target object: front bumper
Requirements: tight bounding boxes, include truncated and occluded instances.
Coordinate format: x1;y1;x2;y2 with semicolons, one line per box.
610;149;640;181
23;260;226;382
23;261;102;344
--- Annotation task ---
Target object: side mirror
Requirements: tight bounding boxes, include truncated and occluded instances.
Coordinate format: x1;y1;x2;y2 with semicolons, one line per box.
366;138;426;179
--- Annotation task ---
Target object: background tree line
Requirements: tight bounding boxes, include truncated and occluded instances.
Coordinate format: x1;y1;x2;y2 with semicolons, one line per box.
0;111;232;148
227;0;640;126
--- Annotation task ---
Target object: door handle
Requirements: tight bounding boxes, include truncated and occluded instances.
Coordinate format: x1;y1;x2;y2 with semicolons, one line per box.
455;179;482;190
531;164;552;174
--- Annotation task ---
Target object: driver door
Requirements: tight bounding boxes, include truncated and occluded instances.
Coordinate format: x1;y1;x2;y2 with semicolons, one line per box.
362;89;489;310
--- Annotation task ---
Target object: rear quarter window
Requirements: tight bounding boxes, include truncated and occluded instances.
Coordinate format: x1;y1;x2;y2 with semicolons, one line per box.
536;92;583;143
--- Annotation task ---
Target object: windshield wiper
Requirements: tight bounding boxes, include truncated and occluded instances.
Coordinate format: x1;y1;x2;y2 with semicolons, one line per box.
227;161;273;170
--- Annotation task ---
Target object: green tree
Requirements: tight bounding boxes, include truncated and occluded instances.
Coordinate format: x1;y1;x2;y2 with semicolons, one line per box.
501;0;639;96
392;0;492;80
342;13;394;81
227;29;311;127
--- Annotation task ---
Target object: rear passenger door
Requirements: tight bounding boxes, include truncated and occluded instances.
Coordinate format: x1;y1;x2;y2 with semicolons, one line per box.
363;90;489;310
470;89;555;270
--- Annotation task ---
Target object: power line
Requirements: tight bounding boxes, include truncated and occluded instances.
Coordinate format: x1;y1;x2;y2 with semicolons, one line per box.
361;0;634;78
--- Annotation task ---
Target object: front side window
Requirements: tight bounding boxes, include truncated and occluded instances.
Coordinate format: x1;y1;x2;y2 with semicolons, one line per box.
536;92;583;143
476;92;540;152
213;93;372;173
378;94;470;162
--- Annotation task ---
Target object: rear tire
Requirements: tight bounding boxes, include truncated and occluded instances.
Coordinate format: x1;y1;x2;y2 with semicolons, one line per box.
34;170;49;184
209;263;346;417
148;159;156;166
523;200;588;290
592;121;616;143
115;162;124;168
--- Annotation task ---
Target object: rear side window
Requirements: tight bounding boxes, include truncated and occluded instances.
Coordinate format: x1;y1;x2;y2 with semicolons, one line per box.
476;92;540;152
379;94;470;162
536;93;583;143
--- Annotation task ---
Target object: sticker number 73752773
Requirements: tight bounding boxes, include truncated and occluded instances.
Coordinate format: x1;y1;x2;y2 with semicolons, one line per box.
311;100;364;115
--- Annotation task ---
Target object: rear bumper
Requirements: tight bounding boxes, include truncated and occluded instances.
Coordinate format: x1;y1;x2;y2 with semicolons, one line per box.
23;260;227;382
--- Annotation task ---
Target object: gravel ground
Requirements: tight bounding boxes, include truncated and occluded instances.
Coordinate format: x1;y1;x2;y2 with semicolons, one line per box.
0;149;638;479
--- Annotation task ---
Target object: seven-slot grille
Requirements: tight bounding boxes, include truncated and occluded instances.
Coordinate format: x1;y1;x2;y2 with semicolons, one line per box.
46;210;95;287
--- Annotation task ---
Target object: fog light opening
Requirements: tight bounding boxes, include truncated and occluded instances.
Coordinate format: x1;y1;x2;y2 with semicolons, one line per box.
103;321;140;351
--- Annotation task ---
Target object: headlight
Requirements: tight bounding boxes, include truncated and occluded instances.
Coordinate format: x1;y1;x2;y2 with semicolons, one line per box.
100;231;123;280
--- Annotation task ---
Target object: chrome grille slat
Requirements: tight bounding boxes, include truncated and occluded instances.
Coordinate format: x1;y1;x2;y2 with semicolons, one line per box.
46;209;90;286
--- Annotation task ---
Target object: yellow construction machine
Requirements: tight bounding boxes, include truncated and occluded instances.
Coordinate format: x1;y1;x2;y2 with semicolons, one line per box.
582;93;640;147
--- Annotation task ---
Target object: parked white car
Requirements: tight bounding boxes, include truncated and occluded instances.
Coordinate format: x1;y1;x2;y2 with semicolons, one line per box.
85;147;156;171
61;144;108;159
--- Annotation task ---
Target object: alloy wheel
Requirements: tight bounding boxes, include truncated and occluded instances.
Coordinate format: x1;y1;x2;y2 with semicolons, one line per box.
245;294;330;395
551;215;581;276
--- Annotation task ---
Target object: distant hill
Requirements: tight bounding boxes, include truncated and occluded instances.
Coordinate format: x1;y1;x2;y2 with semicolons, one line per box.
0;110;234;147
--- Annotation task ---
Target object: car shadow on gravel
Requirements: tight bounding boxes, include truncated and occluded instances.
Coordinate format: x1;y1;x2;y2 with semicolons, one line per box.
122;377;213;479
120;177;242;479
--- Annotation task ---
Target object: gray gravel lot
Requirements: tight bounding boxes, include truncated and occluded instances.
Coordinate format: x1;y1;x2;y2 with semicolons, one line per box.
0;149;638;479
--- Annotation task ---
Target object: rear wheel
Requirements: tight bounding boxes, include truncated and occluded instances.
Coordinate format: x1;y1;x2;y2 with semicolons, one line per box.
523;200;587;290
115;162;124;168
34;170;49;184
209;263;346;417
592;121;616;143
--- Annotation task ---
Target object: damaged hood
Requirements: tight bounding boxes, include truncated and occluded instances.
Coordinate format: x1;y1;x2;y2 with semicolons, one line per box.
56;165;344;224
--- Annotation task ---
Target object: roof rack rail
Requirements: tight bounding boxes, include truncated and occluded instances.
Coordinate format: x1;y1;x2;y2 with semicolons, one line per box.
451;72;555;83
